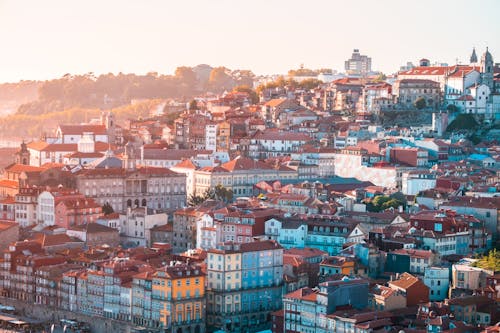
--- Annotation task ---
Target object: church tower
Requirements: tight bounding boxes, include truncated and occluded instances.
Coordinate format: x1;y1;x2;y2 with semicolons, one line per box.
101;111;116;144
470;47;478;64
15;141;30;165
123;141;137;171
480;47;494;91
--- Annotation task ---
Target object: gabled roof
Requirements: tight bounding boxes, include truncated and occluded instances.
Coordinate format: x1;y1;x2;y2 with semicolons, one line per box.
221;157;273;172
388;272;422;290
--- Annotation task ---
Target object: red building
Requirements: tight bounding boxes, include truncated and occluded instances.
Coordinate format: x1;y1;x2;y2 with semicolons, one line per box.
388;272;429;306
390;147;428;167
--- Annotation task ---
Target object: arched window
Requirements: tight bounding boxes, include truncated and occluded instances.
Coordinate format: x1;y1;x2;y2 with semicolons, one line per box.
127;199;132;207
134;199;139;207
142;199;147;207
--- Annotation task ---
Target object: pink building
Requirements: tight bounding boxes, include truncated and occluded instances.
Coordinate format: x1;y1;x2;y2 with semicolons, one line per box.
55;198;102;228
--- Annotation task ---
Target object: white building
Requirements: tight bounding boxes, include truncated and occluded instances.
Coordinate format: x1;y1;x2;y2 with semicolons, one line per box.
119;207;169;247
401;171;437;195
205;124;218;152
196;213;216;250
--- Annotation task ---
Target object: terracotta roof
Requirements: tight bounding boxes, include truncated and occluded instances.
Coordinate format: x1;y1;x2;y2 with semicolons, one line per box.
221;157;274;172
173;159;197;169
33;233;82;247
4;163;44;173
399;66;448;76
69;223;118;234
388;272;422;290
391;249;434;259
264;98;287;107
58;124;107;135
284;287;318;302
0;221;18;232
0;179;19;189
253;131;312;142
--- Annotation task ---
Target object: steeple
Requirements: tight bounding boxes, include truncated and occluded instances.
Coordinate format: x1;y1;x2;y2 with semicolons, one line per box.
480;47;494;90
470;47;477;64
15;140;30;165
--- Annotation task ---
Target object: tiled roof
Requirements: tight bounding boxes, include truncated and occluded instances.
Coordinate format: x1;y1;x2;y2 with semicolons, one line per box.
388;272;421;290
221;157;274;172
69;223;118;234
0;179;19;189
253;131;312;142
283;287;318;302
58;124;107;135
399;66;448;76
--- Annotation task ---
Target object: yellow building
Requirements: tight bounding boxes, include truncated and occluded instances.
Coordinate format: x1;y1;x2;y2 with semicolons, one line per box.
152;263;206;333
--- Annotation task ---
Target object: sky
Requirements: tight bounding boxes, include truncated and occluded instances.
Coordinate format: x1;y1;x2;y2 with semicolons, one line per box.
0;0;499;83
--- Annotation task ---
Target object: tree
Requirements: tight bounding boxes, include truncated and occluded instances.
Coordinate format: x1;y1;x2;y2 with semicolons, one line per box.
446;114;479;132
187;188;215;207
208;67;234;92
446;104;458;112
102;202;114;215
214;184;233;203
233;85;259;104
298;79;322;90
414;97;427;110
375;73;387;82
189;99;198;111
473;249;500;271
366;195;403;212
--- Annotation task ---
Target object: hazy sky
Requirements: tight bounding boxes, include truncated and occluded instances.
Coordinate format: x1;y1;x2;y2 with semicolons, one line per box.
0;0;499;82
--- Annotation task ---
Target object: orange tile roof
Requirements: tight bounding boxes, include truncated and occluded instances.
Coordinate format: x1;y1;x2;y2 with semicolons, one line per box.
58;124;107;135
0;179;19;189
388;272;421;290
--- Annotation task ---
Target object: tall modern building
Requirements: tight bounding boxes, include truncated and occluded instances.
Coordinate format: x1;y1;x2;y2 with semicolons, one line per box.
206;240;283;333
345;49;372;76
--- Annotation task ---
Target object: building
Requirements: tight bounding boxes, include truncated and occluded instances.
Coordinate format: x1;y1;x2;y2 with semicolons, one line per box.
193;156;297;198
440;196;500;241
388;272;430;306
66;223;120;248
54;197;102;229
424;267;450;301
75;144;186;213
390;147;428;167
282;277;369;333
119;207;169;247
368;284;406;311
345;49;372;76
0;221;19;251
393;79;441;109
206;240;283;333
152;263;206;333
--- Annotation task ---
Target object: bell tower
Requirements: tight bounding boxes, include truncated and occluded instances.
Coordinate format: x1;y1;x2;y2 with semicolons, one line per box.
15;141;30;165
480;47;494;91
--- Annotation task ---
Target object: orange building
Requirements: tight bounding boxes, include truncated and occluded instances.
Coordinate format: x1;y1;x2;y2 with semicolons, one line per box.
152;262;206;333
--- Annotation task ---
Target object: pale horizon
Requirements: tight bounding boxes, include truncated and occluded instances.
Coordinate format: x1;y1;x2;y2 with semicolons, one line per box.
0;0;499;83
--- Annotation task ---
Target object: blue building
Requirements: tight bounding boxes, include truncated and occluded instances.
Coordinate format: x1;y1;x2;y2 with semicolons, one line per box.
206;240;283;333
424;266;450;301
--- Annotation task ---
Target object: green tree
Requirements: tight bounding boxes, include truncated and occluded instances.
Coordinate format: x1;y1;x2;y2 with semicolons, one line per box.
446;114;479;132
473;249;500;271
214;184;233;203
446;104;458;112
414;97;427;110
367;195;403;212
102;202;114;215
